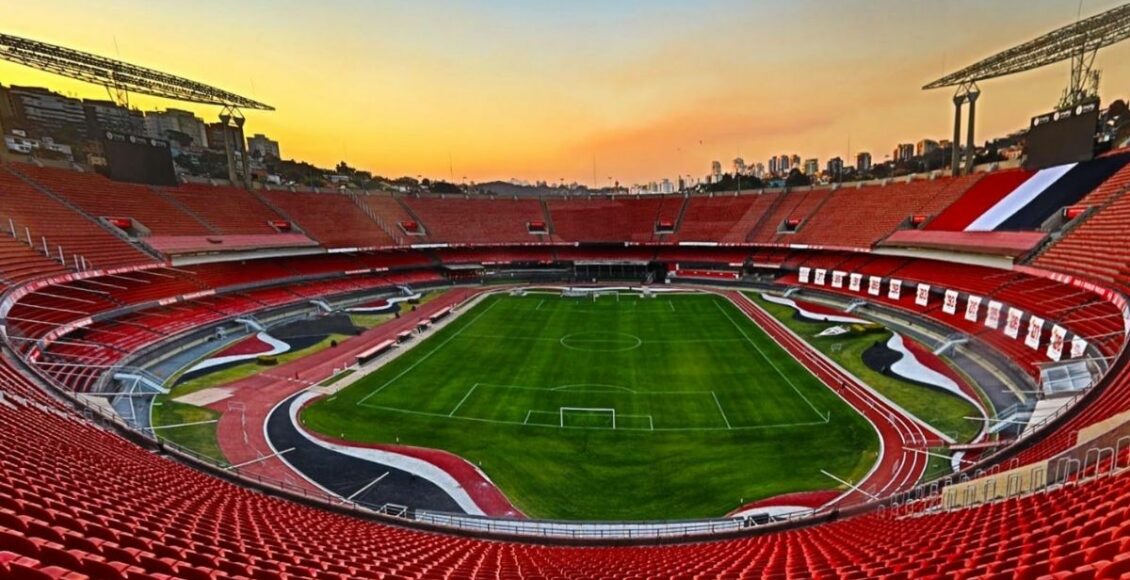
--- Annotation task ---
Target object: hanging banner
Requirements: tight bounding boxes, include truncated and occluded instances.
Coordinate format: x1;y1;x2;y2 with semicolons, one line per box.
849;273;863;292
868;276;882;296
1046;325;1067;361
943;289;959;314
799;267;811;284
831;271;845;289
915;283;930;307
1005;308;1024;339
984;301;1002;329
964;295;982;322
1025;315;1044;350
888;279;902;300
814;269;827;286
1070;336;1088;358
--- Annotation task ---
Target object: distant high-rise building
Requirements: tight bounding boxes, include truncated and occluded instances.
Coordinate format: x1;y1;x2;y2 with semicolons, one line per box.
893;143;915;162
916;139;940;157
1;85;88;139
790;154;801;170
803;158;819;176
82;99;144;136
145;108;209;149
768;156;779;176
826;157;844;180
856;152;872;172
732;157;746;175
778;154;790;174
752;162;765;178
247;133;281;159
711;160;722;179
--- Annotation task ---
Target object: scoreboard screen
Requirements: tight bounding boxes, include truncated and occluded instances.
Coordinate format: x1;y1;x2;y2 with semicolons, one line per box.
1024;99;1099;170
100;131;177;186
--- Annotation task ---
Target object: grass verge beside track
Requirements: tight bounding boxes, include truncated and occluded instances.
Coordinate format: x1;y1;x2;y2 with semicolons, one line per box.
748;293;980;443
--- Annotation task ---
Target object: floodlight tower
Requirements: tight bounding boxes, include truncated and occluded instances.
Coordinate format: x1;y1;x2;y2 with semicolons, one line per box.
218;105;252;189
948;82;979;176
924;2;1130;174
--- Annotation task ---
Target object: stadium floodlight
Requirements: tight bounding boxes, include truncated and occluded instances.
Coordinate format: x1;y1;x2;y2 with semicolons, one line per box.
923;2;1130;107
0;33;273;111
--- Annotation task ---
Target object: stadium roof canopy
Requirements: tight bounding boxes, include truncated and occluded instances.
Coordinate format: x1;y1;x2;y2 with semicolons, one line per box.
923;2;1130;90
0;33;273;111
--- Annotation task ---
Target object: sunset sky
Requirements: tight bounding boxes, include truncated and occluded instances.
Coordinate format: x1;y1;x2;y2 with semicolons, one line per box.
5;0;1130;184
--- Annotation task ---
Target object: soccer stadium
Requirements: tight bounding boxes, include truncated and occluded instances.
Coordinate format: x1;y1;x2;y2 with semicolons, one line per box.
2;2;1130;579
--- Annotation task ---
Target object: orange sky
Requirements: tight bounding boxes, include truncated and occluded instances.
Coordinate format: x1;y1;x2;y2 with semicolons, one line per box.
4;0;1130;184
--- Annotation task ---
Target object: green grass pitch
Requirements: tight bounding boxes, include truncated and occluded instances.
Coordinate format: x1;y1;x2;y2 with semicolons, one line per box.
302;292;878;520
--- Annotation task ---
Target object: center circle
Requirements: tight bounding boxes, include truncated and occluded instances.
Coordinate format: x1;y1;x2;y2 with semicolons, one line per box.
559;332;643;352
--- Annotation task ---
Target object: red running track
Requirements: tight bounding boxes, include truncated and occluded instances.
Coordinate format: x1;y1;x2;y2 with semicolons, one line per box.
721;290;942;507
209;287;485;494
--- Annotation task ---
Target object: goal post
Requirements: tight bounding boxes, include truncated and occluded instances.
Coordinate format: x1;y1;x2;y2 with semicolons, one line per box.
560;288;620;301
591;290;619;302
560;407;616;429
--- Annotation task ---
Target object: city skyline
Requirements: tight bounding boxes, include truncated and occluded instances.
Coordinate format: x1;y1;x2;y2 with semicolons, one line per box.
3;0;1130;184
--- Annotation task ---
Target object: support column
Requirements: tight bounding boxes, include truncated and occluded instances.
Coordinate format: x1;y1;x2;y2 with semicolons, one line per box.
964;87;980;175
236;116;252;189
220;112;239;185
951;93;965;177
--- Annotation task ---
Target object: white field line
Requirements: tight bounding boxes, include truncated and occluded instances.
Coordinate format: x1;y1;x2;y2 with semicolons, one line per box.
711;391;733;429
713;299;827;421
457;334;744;344
448;384;479;417
358;402;830;432
356;299;500;405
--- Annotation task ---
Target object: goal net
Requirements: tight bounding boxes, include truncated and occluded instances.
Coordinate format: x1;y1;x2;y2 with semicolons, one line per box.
560;407;616;429
560;288;619;301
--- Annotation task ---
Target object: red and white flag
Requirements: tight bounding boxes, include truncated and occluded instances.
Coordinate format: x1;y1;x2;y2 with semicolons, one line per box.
799;267;810;284
888;279;902;300
814;269;826;286
1070;336;1088;358
915;283;930;307
1025;315;1044;350
1005;307;1023;339
831;271;845;288
868;276;882;296
1046;325;1067;361
943;289;959;315
964;295;982;322
984;300;1002;329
